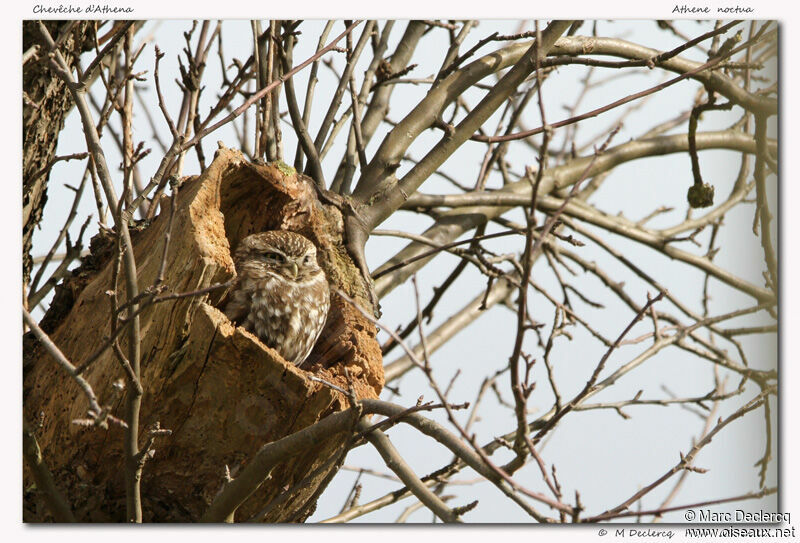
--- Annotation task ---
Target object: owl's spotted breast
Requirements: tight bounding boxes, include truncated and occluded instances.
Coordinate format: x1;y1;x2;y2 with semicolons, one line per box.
224;231;331;367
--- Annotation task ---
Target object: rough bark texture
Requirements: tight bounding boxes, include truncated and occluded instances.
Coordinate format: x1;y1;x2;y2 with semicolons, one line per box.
22;21;93;294
23;146;384;522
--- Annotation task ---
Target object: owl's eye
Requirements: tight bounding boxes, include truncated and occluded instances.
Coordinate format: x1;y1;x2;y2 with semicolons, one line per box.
262;252;284;263
303;255;312;265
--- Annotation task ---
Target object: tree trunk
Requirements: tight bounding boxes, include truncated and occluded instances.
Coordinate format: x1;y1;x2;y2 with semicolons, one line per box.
23;146;383;522
22;21;93;298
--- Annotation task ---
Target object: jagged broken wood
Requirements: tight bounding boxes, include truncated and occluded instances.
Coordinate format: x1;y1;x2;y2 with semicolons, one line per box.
23;146;383;522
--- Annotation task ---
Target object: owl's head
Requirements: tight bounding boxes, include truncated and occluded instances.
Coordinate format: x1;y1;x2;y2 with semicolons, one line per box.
234;231;323;282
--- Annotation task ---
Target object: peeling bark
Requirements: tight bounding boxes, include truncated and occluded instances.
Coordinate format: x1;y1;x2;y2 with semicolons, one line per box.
22;21;93;296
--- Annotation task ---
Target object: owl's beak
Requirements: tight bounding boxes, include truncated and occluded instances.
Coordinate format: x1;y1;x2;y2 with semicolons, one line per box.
289;261;299;279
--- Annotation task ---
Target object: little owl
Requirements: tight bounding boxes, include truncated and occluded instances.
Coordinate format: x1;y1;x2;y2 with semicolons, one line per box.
224;231;330;367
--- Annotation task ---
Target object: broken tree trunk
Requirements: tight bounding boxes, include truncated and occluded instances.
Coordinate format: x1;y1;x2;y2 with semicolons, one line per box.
23;146;383;522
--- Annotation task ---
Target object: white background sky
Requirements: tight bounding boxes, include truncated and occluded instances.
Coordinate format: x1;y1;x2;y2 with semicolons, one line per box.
4;1;796;541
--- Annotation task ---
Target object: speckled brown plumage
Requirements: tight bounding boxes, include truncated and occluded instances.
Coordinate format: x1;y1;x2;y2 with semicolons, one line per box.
224;231;330;367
